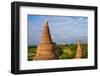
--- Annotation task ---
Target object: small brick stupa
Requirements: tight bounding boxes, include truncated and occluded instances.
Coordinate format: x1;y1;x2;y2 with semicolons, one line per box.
75;37;83;59
33;20;56;60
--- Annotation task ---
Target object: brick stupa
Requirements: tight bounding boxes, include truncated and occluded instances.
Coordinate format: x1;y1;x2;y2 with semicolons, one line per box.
33;20;56;60
75;37;83;59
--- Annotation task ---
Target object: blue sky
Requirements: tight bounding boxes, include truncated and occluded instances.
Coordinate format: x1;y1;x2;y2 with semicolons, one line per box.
28;15;88;46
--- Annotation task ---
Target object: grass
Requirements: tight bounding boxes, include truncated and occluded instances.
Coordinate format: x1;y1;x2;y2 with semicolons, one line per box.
28;43;88;61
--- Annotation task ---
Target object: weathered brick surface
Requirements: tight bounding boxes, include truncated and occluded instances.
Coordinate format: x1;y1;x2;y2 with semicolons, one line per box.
75;37;83;59
33;20;56;60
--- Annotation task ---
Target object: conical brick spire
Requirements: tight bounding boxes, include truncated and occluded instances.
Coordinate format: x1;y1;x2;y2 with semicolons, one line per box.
33;20;56;60
75;37;83;59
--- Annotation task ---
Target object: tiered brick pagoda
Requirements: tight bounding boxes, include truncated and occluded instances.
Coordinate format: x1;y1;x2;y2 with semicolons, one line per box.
75;37;83;59
33;20;56;60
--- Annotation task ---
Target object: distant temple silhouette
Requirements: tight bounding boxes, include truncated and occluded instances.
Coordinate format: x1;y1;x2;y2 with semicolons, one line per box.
33;20;56;60
75;37;83;59
33;20;83;60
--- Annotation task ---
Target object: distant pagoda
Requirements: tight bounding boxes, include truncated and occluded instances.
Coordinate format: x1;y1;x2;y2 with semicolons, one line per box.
75;37;83;59
33;20;56;60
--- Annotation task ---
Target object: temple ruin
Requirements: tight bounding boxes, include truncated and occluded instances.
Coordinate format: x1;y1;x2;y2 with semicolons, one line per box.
33;20;56;60
75;37;83;59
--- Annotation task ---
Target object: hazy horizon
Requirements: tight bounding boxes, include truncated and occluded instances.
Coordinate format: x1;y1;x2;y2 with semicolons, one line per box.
28;15;88;46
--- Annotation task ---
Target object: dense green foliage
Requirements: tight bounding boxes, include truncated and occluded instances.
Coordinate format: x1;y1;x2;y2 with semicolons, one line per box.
28;46;37;61
28;43;88;61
